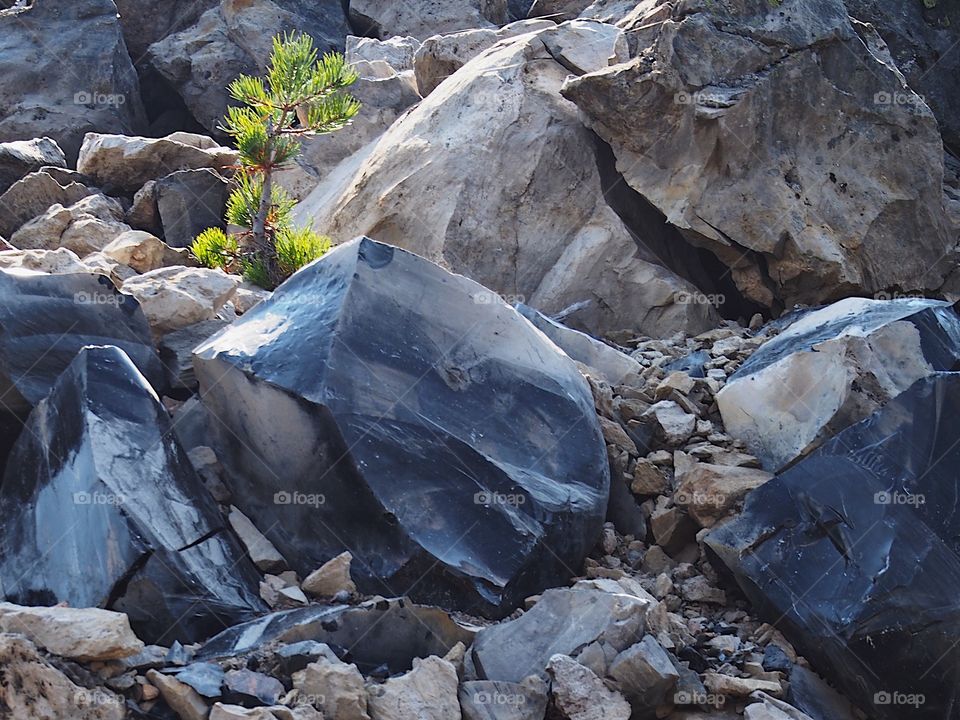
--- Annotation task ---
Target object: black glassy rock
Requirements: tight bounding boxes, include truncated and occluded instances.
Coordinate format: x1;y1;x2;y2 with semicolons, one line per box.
0;345;265;644
193;237;610;618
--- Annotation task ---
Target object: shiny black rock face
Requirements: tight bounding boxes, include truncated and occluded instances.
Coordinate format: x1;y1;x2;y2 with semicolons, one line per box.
0;345;265;644
0;269;163;465
193;237;610;618
706;372;960;720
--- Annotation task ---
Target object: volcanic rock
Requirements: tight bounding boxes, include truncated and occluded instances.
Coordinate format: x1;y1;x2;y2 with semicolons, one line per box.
194;237;609;618
156;168;230;248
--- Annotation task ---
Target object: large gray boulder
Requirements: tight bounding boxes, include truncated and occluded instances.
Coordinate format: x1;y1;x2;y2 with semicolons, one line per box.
0;138;66;196
194;237;610;618
146;0;350;134
295;22;717;339
562;0;956;311
350;0;510;40
0;0;145;161
717;297;960;470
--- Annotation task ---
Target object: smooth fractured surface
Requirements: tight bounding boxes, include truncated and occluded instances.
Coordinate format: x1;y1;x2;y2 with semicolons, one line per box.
707;372;960;720
195;237;610;617
0;346;265;644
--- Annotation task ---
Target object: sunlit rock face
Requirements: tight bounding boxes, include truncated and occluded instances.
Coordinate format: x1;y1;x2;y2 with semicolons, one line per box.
0;345;265;645
194;237;610;618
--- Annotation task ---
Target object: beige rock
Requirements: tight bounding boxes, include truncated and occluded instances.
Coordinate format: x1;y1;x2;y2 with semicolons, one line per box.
367;655;461;720
704;672;782;698
148;669;210;720
77;132;238;193
674;463;773;527
0;634;125;720
347;35;421;73
121;266;239;335
100;230;188;272
0;247;92;275
295;23;716;339
0;603;143;661
302;551;357;598
294;654;370;720
228;506;287;573
0;168;92;238
547;653;631;720
232;283;271;314
631;459;668;496
11;194;130;256
350;0;509;40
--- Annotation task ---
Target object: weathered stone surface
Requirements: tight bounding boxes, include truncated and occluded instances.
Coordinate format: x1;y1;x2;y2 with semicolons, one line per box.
642;401;696;446
347;35;421;73
122;266;239;336
674;463;773;527
413;19;555;96
0;346;265;644
0;137;66;195
156;168;230;247
528;0;591;21
101;230;188;273
77;132;237;193
228;506;287;573
717;298;960;470
195;237;609;618
296;25;717;338
459;677;549;720
0;247;92;275
294;655;370;720
146;0;350;133
0;169;93;238
0;603;143;661
608;635;679;709
468;587;649;682
0;634;125;720
707;372;960;720
547;654;631;720
114;0;217;59
0;0;145;161
224;668;285;706
367;655;461;720
562;1;956;309
302;551;357;598
11;194;131;256
148;669;210;720
350;0;509;40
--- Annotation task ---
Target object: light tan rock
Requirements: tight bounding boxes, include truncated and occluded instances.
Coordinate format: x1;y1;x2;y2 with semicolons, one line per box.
674;463;773;527
547;653;631;720
294;654;370;720
367;655;461;720
0;168;92;238
302;551;357;598
11;194;130;256
100;229;188;273
121;266;239;335
0;603;143;661
228;506;287;573
0;247;92;275
148;669;210;720
704;672;782;698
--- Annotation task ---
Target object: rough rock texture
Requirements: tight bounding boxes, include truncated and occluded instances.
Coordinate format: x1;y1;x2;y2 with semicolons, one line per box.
0;169;93;239
707;371;960;720
156;168;230;247
114;0;217;59
146;0;350;133
350;0;509;40
0;603;143;661
413;19;556;96
562;0;956;310
296;24;717;338
294;654;370;720
459;677;549;720
302;551;357;598
717;297;960;470
347;35;421;73
547;653;631;720
0;137;66;195
0;247;92;275
77;132;237;193
468;586;650;681
101;230;188;273
195;237;609;617
367;655;461;720
11;194;131;256
0;634;125;720
0;0;145;162
0;346;265;644
122;266;239;336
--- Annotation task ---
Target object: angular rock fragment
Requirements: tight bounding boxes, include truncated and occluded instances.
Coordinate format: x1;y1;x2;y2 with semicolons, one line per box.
459;677;548;720
0;137;66;195
301;551;357;598
11;194;131;256
367;655;461;720
350;0;509;39
294;654;370;720
0;169;93;238
0;603;143;661
707;372;960;720
0;346;265;644
547;654;631;720
156;168;230;248
122;266;239;336
195;237;609;617
717;298;960;470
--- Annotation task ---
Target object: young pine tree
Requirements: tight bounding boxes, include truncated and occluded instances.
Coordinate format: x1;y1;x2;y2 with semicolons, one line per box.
192;33;360;289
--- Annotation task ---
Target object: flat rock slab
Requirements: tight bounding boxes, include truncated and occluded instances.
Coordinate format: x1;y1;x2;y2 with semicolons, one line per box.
0;345;265;644
707;372;960;720
194;237;609;618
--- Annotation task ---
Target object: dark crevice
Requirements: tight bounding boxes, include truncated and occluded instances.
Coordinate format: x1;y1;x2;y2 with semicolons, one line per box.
105;550;154;609
590;132;766;322
137;65;208;138
176;527;223;553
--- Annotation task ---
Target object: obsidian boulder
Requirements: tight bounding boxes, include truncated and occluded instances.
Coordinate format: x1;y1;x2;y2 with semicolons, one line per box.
707;372;960;720
0;345;265;644
194;237;610;618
